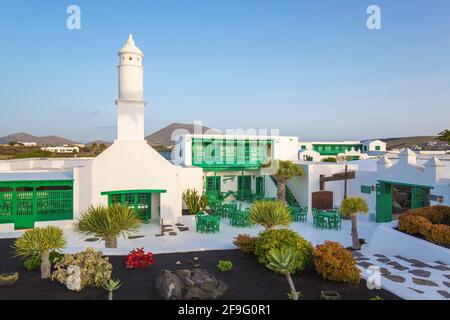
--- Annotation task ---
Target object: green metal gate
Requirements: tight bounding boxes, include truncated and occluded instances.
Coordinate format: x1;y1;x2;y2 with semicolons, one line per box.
411;187;426;209
376;182;392;223
237;175;252;200
376;181;432;223
0;181;74;229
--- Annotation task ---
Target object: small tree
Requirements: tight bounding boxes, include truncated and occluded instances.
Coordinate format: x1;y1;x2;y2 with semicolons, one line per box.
437;129;450;144
266;247;302;300
13;226;66;279
273;161;304;203
339;197;369;250
249;200;291;230
182;189;208;215
77;205;141;248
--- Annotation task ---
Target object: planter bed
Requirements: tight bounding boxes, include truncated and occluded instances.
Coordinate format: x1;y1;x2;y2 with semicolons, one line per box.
0;238;399;300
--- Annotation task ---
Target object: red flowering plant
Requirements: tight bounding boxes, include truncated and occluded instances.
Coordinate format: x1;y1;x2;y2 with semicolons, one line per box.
125;248;155;269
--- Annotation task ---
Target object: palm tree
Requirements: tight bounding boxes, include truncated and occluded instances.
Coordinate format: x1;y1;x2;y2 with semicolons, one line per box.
339;197;369;250
77;204;141;248
437;129;450;144
273;160;304;203
266;247;302;300
249;200;291;230
13;226;66;279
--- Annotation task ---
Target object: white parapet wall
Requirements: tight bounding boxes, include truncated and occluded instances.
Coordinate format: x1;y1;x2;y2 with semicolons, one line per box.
0;223;15;233
367;221;450;264
35;220;75;230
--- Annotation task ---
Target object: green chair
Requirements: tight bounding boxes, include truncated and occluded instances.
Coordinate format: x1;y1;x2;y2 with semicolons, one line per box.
195;213;206;233
289;206;301;222
205;216;221;233
313;210;326;229
328;211;342;230
230;210;250;228
299;206;308;222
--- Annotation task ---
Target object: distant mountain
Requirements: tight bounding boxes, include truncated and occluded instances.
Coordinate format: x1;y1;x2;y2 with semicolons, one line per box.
146;123;221;146
0;133;79;146
86;140;112;147
381;136;438;149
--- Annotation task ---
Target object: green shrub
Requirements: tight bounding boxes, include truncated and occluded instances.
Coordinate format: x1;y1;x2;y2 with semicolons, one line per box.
314;241;360;283
52;248;112;291
23;251;64;271
233;234;258;254
322;157;337;163
255;229;314;274
249;200;291;230
217;260;233;272
24;255;41;271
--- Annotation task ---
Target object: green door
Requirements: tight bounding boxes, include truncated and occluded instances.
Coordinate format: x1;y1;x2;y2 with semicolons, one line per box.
255;177;265;197
14;187;35;229
206;176;221;197
237;175;252;200
376;182;392;223
411;187;426;209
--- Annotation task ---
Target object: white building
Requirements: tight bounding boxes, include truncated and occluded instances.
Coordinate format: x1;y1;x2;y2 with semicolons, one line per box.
41;146;80;153
348;149;450;222
0;35;201;231
173;134;299;203
17;141;37;147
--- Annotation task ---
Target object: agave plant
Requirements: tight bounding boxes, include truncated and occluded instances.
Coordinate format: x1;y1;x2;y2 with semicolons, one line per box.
249;200;291;230
13;226;66;279
103;278;122;300
182;189;208;215
77;205;141;248
266;246;302;300
339;197;369;250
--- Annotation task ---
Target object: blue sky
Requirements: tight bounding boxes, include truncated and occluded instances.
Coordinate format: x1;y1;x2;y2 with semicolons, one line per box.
0;0;449;142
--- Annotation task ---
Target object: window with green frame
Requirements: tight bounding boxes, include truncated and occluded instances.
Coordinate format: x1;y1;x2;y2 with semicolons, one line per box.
375;145;381;151
256;177;265;196
107;192;151;223
102;190;166;224
206;176;221;196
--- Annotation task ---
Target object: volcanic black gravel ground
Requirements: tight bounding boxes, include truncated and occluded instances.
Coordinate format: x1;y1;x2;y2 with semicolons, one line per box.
0;238;400;300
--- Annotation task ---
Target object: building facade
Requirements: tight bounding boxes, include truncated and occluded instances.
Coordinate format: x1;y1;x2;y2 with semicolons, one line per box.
0;35;202;231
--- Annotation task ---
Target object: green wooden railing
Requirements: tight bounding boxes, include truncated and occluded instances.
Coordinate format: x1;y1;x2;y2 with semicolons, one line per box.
0;180;74;229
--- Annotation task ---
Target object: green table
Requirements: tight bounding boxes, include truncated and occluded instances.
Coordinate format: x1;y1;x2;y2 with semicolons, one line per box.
196;215;220;233
317;211;341;230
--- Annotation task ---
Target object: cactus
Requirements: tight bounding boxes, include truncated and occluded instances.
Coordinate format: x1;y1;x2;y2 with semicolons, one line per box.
183;189;208;215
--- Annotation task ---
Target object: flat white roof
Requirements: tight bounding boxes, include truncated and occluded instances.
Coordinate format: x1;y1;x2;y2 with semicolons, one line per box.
183;134;298;140
300;141;362;145
0;171;73;181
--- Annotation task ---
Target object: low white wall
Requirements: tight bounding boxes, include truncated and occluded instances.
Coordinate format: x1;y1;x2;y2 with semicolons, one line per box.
35;220;75;230
0;223;15;233
367;221;450;264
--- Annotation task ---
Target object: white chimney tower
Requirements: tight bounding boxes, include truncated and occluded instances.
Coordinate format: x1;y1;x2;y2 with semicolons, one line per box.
115;35;147;141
